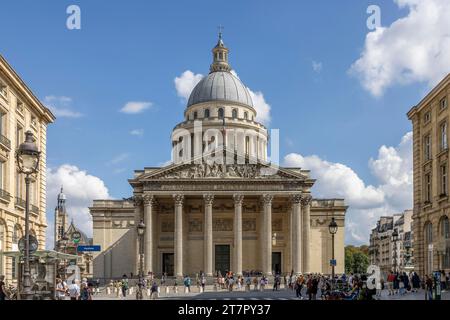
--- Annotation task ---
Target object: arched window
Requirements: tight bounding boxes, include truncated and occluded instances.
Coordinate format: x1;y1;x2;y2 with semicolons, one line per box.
194;111;198;120
218;108;224;119
244;112;248;120
204;109;210;118
232;109;238;119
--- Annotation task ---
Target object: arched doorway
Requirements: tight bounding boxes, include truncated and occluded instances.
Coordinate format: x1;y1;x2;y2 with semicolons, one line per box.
424;222;433;275
439;216;450;269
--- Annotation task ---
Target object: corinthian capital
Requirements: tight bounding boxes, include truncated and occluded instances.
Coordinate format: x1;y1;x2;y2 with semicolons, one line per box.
301;194;312;207
173;194;184;206
233;194;244;205
143;194;156;206
133;195;143;207
289;193;302;204
203;194;214;205
261;194;274;205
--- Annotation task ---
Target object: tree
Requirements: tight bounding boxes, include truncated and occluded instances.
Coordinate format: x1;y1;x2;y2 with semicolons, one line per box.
345;245;370;274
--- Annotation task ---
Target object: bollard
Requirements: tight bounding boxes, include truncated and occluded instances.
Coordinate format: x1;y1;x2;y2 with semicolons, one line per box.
147;288;151;297
107;287;111;295
174;286;178;294
214;284;217;291
165;286;169;294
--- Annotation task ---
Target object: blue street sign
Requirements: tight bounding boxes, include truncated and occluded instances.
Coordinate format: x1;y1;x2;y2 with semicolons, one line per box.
77;245;101;252
330;259;337;266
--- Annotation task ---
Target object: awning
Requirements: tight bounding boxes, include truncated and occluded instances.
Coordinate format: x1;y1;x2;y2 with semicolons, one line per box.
2;250;80;261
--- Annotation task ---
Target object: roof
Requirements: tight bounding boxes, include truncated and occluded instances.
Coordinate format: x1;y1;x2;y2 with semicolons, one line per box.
187;71;254;108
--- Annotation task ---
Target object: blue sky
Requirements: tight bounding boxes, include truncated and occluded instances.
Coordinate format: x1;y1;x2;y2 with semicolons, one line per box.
2;0;449;245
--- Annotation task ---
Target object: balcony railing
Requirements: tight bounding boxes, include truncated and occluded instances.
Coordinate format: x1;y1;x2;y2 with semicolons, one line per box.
0;188;11;202
15;197;26;209
0;134;11;150
31;204;39;214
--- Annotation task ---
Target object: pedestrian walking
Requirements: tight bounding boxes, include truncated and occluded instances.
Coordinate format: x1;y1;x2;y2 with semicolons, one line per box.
55;278;67;300
0;275;7;301
184;275;192;293
425;275;433;300
68;280;80;300
121;274;129;298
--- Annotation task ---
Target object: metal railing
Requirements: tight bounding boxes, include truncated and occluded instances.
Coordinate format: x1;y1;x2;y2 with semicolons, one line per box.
0;134;11;150
0;188;11;202
15;197;26;208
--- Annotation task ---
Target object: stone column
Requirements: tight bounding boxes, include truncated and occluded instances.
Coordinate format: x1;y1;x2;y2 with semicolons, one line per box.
173;194;184;278
143;195;155;274
233;194;244;276
262;194;273;275
203;194;214;277
302;195;312;274
290;194;302;274
134;195;143;274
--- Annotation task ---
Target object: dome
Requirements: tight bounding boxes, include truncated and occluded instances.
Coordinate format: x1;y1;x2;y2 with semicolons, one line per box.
187;71;253;108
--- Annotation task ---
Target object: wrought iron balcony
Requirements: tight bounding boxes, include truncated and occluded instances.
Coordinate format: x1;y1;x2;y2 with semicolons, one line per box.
0;134;11;150
31;204;39;214
0;188;11;202
15;197;26;209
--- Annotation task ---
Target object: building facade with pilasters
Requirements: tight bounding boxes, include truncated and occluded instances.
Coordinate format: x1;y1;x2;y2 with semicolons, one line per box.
90;35;347;280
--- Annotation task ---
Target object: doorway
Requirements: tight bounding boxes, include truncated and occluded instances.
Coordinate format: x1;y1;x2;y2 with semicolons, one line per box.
272;252;282;275
215;245;230;275
162;253;174;276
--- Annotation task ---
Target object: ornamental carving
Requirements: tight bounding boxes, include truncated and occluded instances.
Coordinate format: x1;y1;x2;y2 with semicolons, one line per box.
133;195;143;207
143;194;156;206
272;218;283;232
301;194;312;207
289;194;302;204
243;218;256;231
213;218;233;231
203;194;214;205
173;194;184;206
156;163;293;180
233;194;244;205
161;220;174;232
189;219;203;232
262;194;274;205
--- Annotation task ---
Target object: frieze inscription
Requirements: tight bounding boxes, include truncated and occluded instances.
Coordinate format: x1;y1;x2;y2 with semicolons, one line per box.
213;218;233;231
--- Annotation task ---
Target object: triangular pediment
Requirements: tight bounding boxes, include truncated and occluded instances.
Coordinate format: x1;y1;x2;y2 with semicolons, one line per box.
137;149;308;181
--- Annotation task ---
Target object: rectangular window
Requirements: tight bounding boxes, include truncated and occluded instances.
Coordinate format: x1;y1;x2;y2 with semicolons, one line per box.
0;161;3;190
440;97;448;110
424;135;432;160
0;81;7;99
0;112;5;136
442;122;448;150
425;173;432;203
11;257;17;279
424;111;431;124
16;124;23;148
441;164;448;196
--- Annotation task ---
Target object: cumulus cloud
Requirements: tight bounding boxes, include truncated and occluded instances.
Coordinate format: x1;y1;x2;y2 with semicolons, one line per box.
174;70;272;125
120;101;153;114
46;165;111;248
44;96;83;118
284;132;413;245
174;70;203;101
349;0;450;96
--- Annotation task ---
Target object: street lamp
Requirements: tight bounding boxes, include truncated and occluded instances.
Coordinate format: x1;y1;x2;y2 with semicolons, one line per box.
328;217;338;290
392;229;399;273
136;220;146;300
16;131;40;300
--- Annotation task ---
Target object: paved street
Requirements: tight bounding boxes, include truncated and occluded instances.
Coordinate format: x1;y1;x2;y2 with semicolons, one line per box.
92;285;450;301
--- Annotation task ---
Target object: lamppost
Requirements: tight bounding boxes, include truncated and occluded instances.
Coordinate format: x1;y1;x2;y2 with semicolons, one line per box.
16;131;40;300
136;220;146;300
328;217;338;290
392;229;399;273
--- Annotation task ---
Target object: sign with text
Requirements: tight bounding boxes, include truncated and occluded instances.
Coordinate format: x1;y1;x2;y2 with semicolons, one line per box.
330;259;337;267
77;245;101;252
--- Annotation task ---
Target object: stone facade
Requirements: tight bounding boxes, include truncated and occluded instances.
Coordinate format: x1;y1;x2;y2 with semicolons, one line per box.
369;210;414;277
407;73;450;277
89;34;347;280
0;55;55;283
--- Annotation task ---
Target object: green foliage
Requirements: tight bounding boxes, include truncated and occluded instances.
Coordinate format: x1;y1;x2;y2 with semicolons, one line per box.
345;245;370;274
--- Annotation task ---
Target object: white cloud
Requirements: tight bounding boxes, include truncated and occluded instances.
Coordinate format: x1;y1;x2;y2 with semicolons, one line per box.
284;132;413;245
312;61;323;73
130;129;144;137
174;70;272;125
44;95;83;118
350;0;450;96
120;101;153;114
46;165;111;248
108;153;129;165
174;70;203;101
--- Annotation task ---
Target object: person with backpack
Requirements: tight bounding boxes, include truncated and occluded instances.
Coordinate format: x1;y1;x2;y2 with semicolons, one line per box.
184;275;192;293
121;274;129;298
150;281;159;299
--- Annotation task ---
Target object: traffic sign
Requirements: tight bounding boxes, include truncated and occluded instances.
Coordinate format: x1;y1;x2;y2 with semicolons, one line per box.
330;259;337;267
77;245;101;252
